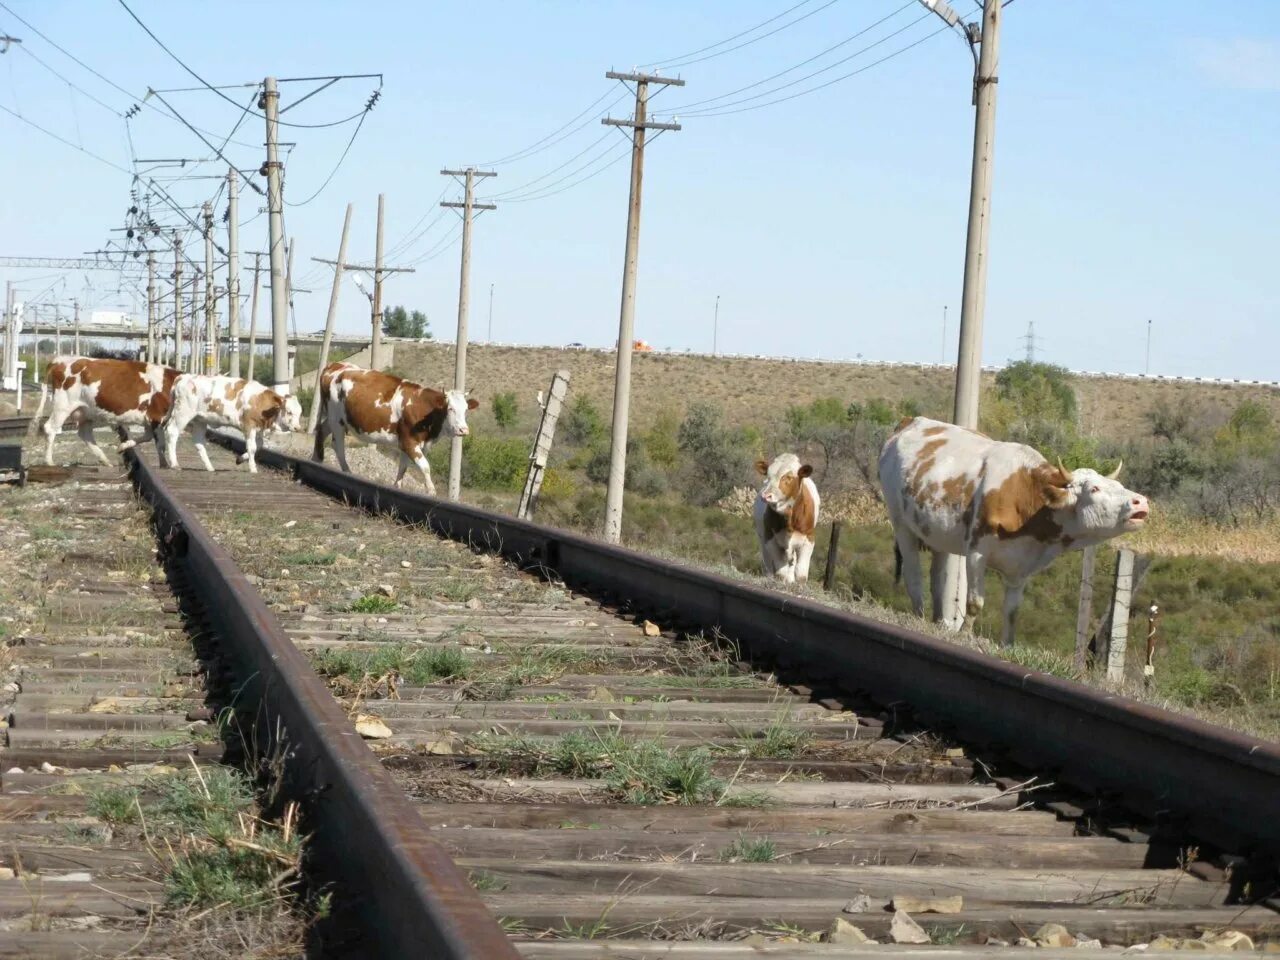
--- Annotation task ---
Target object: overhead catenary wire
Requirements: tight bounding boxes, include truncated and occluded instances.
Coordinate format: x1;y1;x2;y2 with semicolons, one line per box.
284;102;374;207
115;0;378;130
0;101;132;173
641;0;822;68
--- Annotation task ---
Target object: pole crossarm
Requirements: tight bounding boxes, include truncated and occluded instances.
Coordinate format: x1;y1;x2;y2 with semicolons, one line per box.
440;169;497;178
440;201;498;212
309;258;415;274
605;71;685;86
602;118;681;131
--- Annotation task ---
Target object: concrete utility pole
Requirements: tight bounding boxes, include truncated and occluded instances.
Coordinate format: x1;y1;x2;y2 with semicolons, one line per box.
308;203;353;434
54;308;61;355
246;252;263;380
518;369;572;520
29;305;39;384
599;70;683;544
227;168;241;378
203;201;216;374
713;295;719;355
173;236;184;373
262;76;290;394
922;0;1001;628
941;304;948;364
488;283;494;342
73;299;81;355
2;281;14;390
146;253;157;362
372;193;386;369
1145;319;1152;376
440;167;497;501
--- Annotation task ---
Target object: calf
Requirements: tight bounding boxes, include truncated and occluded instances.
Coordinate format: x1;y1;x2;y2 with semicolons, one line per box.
312;362;477;494
164;374;303;472
753;453;821;583
879;416;1150;646
37;356;179;466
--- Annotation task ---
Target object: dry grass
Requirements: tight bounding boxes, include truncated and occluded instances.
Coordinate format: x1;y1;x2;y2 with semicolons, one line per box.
1128;509;1280;564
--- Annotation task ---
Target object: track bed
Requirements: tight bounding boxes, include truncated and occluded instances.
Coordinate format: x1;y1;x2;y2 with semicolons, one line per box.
150;444;1276;955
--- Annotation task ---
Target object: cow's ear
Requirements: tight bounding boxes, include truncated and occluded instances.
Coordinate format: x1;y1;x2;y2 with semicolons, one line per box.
1034;463;1073;509
262;403;281;424
798;464;813;480
466;398;479;410
755;459;769;476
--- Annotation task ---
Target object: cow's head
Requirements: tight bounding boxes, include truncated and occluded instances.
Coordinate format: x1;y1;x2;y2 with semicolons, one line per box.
755;453;813;509
260;391;304;433
443;389;480;438
1062;460;1150;535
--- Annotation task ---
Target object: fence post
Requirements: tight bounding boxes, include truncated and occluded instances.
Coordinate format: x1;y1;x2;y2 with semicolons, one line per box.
1074;545;1097;673
517;370;571;520
822;521;843;591
1106;548;1135;683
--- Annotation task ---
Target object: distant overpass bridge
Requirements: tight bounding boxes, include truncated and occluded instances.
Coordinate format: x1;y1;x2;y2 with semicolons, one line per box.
19;322;375;350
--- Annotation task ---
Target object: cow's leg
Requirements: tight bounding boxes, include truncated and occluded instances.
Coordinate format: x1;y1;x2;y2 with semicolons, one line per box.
404;440;436;496
114;425;138;452
151;423;170;468
76;423;112;466
1000;577;1027;648
312;413;329;462
164;408;195;471
393;450;411;488
964;551;988;633
895;529;926;617
793;535;816;584
43;404;70;466
191;422;215;473
243;426;259;473
330;421;351;473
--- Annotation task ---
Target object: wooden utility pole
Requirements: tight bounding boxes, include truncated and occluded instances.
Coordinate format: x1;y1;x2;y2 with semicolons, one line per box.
823;522;844;592
227;168;241;378
923;0;1002;628
518;370;571;520
307;203;354;433
599;70;683;544
246;252;263;380
1074;545;1097;673
440;167;497;501
203;201;216;374
372;193;386;369
312;244;415;370
146;252;157;363
262;76;290;394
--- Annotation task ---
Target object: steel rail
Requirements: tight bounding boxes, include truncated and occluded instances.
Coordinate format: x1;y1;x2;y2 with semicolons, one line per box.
125;448;520;959
216;433;1280;863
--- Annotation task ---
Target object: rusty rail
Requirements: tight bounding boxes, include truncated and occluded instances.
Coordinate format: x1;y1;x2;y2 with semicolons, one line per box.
218;433;1280;863
125;448;519;959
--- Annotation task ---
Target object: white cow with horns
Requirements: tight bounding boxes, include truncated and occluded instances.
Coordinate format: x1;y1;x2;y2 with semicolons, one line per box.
879;417;1150;646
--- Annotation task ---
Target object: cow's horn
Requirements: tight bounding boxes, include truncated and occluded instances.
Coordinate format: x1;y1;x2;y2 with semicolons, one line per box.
1056;457;1069;478
1107;459;1123;480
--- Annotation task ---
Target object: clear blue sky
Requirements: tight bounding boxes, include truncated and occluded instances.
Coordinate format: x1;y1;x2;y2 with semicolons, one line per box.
1;1;1276;380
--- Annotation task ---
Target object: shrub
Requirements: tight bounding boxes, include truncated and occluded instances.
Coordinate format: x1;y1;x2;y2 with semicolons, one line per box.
492;391;518;428
563;395;606;447
584;437;648;488
643;409;681;468
677;403;753;506
461;435;528;491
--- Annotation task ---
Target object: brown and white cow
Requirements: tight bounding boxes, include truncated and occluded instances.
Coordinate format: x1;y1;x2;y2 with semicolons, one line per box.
879;416;1150;646
753;453;821;583
37;356;179;467
312;361;477;494
164;374;303;473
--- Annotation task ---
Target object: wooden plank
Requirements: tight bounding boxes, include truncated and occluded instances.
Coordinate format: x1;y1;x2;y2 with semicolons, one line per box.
0;880;161;917
0;932;146;959
414;802;1074;835
0;844;156;876
462;859;1207;904
352;717;873;741
514;946;1244;960
356;700;840;722
484;896;1280;943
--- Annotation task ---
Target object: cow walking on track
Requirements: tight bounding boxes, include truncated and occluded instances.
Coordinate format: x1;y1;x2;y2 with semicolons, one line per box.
312;361;478;494
879;416;1150;646
754;453;821;583
163;374;303;473
36;356;179;467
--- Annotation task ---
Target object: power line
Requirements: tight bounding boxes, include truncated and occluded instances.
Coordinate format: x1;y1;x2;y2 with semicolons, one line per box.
650;0;844;70
500;141;631;203
486;130;614;199
662;1;916;114
476;88;624;167
674;19;943;118
0;101;131;173
12;41;123;115
642;0;821;68
285;92;379;207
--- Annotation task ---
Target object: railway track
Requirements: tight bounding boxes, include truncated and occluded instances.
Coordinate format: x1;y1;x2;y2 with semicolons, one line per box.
154;435;1275;956
5;428;1276;957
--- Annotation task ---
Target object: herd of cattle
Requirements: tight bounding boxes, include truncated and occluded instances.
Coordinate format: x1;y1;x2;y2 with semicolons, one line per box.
33;354;1150;646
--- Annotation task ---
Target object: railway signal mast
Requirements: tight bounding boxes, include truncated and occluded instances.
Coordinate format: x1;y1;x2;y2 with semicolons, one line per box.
920;0;1003;627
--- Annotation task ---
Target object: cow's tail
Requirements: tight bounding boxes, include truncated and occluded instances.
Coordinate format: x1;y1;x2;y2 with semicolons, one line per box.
893;543;903;585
